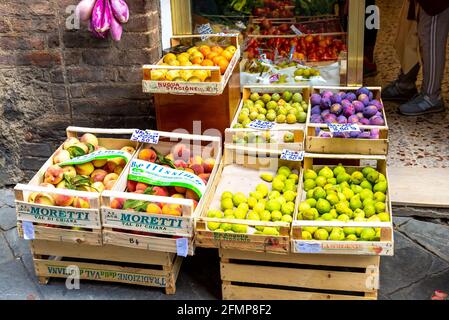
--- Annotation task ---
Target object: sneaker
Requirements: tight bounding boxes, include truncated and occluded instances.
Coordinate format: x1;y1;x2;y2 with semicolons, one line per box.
398;93;446;116
382;80;418;102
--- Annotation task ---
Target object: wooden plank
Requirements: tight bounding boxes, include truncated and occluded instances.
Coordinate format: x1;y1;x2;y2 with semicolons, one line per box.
389;167;449;207
219;249;379;268
34;259;170;288
223;284;375;300
30;240;173;266
221;262;376;292
17;222;102;246
103;229;195;256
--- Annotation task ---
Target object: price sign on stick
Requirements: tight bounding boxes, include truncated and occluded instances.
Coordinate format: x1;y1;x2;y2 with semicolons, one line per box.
281;150;304;162
176;238;189;257
327;123;361;133
290;25;303;36
131;129;160;144
249;120;276;130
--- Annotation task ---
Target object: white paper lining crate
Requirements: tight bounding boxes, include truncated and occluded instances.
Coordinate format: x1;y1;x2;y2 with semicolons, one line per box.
142;34;240;95
14;127;138;246
291;154;394;256
30;240;182;294
101;131;222;255
195;145;302;254
220;249;379;300
226;85;308;152
305;86;389;155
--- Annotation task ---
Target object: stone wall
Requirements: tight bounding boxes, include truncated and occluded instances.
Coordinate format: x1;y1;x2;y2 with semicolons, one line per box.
0;0;161;186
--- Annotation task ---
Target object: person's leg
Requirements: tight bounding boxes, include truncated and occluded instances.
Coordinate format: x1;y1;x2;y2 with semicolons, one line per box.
399;6;449;115
419;7;449;101
382;63;420;101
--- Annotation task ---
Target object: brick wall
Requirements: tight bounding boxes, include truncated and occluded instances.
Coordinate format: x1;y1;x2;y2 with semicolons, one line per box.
0;0;161;186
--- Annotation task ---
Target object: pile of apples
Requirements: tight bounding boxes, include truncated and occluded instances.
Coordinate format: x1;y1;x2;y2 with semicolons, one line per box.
248;19;342;36
28;133;135;210
110;143;216;217
245;35;346;62
150;44;237;82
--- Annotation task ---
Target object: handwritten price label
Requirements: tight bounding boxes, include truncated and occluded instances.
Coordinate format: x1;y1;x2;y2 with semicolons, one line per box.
249;120;276;130
290;25;303;36
327;123;361;133
295;242;321;253
197;23;214;41
280;149;304;162
176;238;189;257
131;129;160;144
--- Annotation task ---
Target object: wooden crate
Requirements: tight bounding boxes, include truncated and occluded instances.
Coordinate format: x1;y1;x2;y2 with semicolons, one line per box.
220;248;379;300
226;85;308;152
30;240;181;294
306;86;389;155
101;131;222;255
291;154;394;256
14;127;138;246
142;34;240;95
195;145;302;254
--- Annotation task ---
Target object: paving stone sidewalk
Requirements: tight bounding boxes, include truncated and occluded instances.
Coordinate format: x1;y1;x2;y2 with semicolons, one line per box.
1;188;449;300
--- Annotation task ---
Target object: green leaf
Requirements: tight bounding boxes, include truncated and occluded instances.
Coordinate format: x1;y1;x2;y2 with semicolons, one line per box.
67;145;86;158
86;143;95;153
150;147;176;169
123;199;147;210
143;186;155;195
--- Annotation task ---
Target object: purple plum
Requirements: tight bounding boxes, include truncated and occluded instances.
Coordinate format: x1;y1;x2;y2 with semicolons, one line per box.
348;115;359;123
310;114;322;123
370;99;383;111
333;132;347;138
358;94;370;106
337;115;347;124
352;100;364;113
346;92;356;102
320;97;331;110
370;128;380;139
369;115;385;126
310;93;321;106
341;99;351;109
363;105;378;118
322;91;333;100
368;91;374;100
323;113;337;123
319;132;332;138
311;105;321;115
343;104;355;117
321;109;330;116
356;87;370;96
330;94;342;104
330;103;343;115
356;112;364;119
359;118;370;125
375;111;383;118
357;131;371;139
337;91;347;100
349;131;360;138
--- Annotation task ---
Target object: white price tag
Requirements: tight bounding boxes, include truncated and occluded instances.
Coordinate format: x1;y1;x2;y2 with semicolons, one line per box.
22;221;35;240
176;238;189;257
131;129;160;144
280;149;304;162
197;23;214;40
290;25;303;36
296;242;321;253
248;120;276;130
327;123;361;133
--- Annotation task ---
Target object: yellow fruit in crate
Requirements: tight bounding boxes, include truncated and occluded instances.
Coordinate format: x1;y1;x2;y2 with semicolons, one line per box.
188;76;201;83
173;77;184;82
187;46;199;55
177;54;190;64
178;52;190;60
190;51;204;64
180;70;194;81
150;69;166;81
180;61;193;67
225;45;237;54
168;59;180;66
192;70;208;82
163;53;177;63
165;70;180;81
